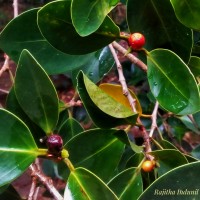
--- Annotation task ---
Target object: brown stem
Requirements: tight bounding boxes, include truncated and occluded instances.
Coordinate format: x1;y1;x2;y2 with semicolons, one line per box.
109;43;154;160
0;54;9;77
0;88;9;94
112;41;148;72
13;0;19;17
28;176;37;200
149;101;159;137
29;163;63;200
109;44;137;112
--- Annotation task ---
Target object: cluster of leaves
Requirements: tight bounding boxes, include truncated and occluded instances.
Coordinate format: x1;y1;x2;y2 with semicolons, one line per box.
0;0;200;199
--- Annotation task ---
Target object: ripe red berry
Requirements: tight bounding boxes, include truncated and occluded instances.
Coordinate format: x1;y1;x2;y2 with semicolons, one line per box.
128;33;145;50
46;134;63;155
142;160;155;172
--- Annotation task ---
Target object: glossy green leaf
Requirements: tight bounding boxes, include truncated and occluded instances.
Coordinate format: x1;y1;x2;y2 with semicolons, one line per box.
147;49;200;115
14;50;59;134
64;167;119;200
127;0;192;63
179;115;200;134
6;87;46;147
77;71;138;128
191;144;200;159
184;154;198;163
0;109;38;187
188;56;200;80
71;0;119;36
149;149;188;176
58;117;84;145
126;153;144;168
129;140;143;154
37;0;120;55
193;111;200;128
167;117;189;141
70;46;114;85
138;161;200;200
170;0;200;30
0;9;98;75
59;129;125;182
157;139;177;150
108;167;143;200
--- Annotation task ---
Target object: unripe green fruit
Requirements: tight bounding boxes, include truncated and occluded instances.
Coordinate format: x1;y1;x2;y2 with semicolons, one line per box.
128;33;145;50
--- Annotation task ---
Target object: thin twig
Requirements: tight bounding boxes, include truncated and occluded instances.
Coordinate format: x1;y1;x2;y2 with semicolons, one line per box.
29;163;63;200
33;187;40;200
13;0;19;18
109;44;137;112
0;54;9;77
65;99;82;108
28;176;37;200
149;101;159;137
0;88;9;94
109;42;154;160
112;41;148;72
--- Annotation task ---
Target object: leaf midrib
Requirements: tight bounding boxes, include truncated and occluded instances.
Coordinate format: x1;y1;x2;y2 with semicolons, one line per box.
75;138;118;166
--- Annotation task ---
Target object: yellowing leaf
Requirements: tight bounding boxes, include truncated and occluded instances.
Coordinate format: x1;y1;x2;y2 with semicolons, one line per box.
99;83;142;115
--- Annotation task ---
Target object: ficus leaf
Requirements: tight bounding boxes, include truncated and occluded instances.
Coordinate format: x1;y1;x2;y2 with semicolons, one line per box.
77;71;138;128
170;0;200;31
37;0;120;55
138;161;200;200
14;50;59;134
64;167;119;200
71;0;119;36
147;49;200;115
127;0;192;63
0;109;38;187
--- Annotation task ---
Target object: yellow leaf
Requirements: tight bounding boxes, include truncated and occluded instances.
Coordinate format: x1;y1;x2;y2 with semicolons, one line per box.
99;83;142;115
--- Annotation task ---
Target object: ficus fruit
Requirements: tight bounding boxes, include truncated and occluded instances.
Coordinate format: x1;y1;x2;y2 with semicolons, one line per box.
128;32;145;50
141;160;155;172
46;134;63;155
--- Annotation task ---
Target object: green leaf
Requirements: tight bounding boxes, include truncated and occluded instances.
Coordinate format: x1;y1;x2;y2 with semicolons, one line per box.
37;0;120;55
0;8;98;75
129;141;143;154
127;0;192;63
167;117;189;141
108;168;143;200
193;111;200;128
126;153;144;168
77;71;138;128
191;144;200;159
59;129;125;182
14;50;59;134
70;46;115;85
58;117;84;145
170;0;200;30
179;115;200;134
65;167;119;200
188;56;200;79
147;49;200;115
157;139;177;150
71;0;119;36
138;161;200;200
184;154;198;163
0;109;38;187
149;149;188;176
6;87;46;147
